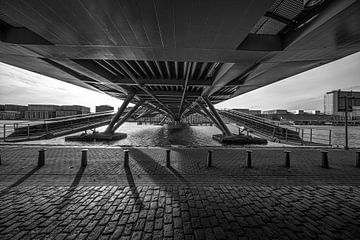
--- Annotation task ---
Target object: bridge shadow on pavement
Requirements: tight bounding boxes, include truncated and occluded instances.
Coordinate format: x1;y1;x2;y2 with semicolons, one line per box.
167;166;190;186
58;166;86;209
0;166;41;196
125;166;144;210
128;148;184;187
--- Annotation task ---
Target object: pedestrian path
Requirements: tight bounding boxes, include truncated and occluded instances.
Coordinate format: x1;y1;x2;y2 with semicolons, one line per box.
0;146;359;239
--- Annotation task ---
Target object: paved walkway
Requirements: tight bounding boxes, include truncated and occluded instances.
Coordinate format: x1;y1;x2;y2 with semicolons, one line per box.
0;146;360;239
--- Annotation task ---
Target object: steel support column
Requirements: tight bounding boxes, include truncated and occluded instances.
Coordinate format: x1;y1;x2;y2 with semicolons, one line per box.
202;96;232;136
112;99;146;133
134;108;153;120
104;93;135;134
196;102;228;136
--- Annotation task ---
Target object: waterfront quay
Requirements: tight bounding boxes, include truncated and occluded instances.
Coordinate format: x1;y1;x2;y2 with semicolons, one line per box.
0;146;360;239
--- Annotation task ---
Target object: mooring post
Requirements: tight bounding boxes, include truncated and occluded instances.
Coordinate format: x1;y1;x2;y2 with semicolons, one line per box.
38;149;46;167
321;150;329;168
166;149;171;167
246;150;252;168
301;129;304;145
284;151;291;168
356;151;360;168
3;124;6;141
81;149;88;168
207;150;213;167
124;150;129;168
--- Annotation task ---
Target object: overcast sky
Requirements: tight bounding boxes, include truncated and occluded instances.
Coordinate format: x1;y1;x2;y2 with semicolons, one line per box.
1;52;360;112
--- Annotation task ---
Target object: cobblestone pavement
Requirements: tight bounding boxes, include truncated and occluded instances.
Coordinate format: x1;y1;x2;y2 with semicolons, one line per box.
0;146;360;239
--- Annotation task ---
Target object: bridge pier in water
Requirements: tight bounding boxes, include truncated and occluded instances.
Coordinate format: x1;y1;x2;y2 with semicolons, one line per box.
66;95;145;141
197;97;267;145
202;96;232;136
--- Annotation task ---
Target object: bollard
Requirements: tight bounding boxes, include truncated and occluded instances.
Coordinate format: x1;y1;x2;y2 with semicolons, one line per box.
166;149;171;167
38;149;46;167
0;154;2;165
284;151;291;168
81;149;88;168
356;152;360;168
207;150;213;167
321;151;329;168
246;150;252;168
124;150;129;168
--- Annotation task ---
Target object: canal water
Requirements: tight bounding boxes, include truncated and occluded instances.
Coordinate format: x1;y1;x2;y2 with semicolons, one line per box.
0;121;359;147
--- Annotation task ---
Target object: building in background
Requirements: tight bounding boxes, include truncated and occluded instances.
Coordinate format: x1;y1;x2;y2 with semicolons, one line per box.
262;109;289;115
0;111;22;120
231;109;261;116
56;105;90;117
25;104;90;120
4;104;27;112
288;110;321;115
25;104;59;119
232;109;250;114
183;113;211;124
96;105;114;113
324;90;360;119
249;110;262;116
0;104;27;119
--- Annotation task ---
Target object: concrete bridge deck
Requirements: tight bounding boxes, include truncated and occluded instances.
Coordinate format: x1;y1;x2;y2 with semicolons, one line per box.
0;146;359;239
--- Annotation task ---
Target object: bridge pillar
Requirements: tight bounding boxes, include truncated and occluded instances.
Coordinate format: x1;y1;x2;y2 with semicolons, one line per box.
111;99;146;133
196;102;228;135
104;93;134;134
202;96;232;136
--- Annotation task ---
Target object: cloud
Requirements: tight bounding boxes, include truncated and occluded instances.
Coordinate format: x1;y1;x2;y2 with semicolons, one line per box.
217;52;360;110
0;62;122;111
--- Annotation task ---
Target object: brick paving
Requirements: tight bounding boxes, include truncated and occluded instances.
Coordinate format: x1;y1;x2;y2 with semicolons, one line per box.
0;146;360;239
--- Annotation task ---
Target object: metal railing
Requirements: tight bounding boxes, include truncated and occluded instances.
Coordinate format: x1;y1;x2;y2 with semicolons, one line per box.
2;113;114;141
220;109;332;145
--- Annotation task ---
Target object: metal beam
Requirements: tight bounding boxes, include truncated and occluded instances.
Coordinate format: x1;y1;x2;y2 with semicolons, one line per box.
52;58;130;95
154;61;164;79
264;12;297;27
112;99;146;133
202;96;232;136
100;78;212;87
135;90;200;97
196;101;227;135
115;61;176;118
237;33;282;51
23;45;269;63
134;108;153;120
179;62;192;116
165;61;171;78
104;93;134;134
175;61;179;79
144;61;157;78
283;0;356;49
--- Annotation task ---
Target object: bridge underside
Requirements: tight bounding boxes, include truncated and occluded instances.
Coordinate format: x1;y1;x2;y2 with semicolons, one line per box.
1;0;360;131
